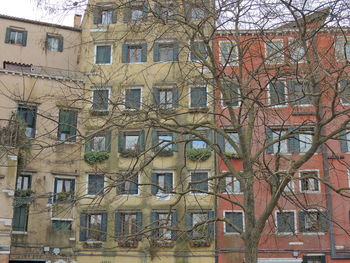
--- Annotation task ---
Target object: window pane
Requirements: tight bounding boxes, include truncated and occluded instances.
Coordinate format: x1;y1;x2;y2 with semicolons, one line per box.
225;132;238;153
192;213;208;238
220;41;236;64
88;175;104;195
93;89;109;111
225;212;243;233
52;220;72;230
277;212;295;233
125;135;139;150
122;213;137;235
272;130;288;153
159;89;173;108
191;7;205;20
125;88;141;109
266;40;284;63
128;46;142;63
47;37;59;51
101;10;113;24
190;87;207;108
289;80;311;105
92;136;106;151
191;172;208;193
269;81;286;105
159;45;174;61
96;45;111;64
158;213;172;239
299;133;312;153
159;135;172;150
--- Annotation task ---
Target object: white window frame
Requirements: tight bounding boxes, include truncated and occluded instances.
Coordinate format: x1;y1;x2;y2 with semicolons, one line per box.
275;210;297;235
218;40;238;66
258;259;302;263
124;86;143;110
156;85;175;109
157;40;176;63
153;170;174;198
288;38;306;64
223;210;244;235
338;80;350;105
267;80;288;107
265;39;284;64
288;79;313;107
335;36;350;62
86;174;106;197
189;40;208;63
271;129;288;154
92;87;110;112
301;209;326;235
224;176;242;194
188;85;208;109
119;172;140;196
94;44;113;65
299;170;320;193
221;83;240;108
189;170;210;195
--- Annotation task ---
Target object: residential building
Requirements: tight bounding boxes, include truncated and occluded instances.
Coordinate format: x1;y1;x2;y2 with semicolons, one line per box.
0;14;82;263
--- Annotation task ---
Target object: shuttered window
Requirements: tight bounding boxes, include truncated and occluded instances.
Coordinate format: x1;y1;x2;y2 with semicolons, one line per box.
80;213;107;241
125;88;141;109
13;204;28;232
88;174;104;195
18;105;37;138
151;172;173;195
46;34;63;52
276;211;295;233
115;211;142;240
58;109;77;142
122;43;147;63
190;172;208;193
190;86;207;108
95;45;112;64
92;89;109;111
5;27;27;46
116;173;139;195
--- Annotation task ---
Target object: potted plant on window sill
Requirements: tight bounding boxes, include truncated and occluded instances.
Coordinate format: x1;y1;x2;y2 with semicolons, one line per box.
118;239;138;248
15;189;35;197
186;148;211;161
224;152;240;159
120;149;140;158
55;192;73;202
84;151;109;165
151;239;174;248
189;239;211;247
157;149;174;157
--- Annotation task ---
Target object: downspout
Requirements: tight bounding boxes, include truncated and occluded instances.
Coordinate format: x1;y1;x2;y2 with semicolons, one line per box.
213;77;219;263
321;138;350;259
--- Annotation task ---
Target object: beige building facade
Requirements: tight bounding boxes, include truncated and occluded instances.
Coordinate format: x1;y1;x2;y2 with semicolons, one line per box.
0;14;82;263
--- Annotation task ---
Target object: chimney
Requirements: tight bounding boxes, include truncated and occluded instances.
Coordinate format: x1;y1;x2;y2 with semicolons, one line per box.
74;14;82;28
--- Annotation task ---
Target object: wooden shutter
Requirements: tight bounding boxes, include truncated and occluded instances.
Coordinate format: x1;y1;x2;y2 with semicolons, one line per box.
172;132;178;151
22;31;28;46
152;88;160;106
79;213;87;241
5;28;11;43
151;173;158;195
115;212;122;239
171;211;177;240
150;211;158;239
185;212;193;238
151;130;158;152
138;130;145;151
153;42;160;62
101;212;108;241
165;173;173;192
208;211;215;237
172;87;179;108
122;44;129;63
93;7;101;24
135;212;143;240
173;43;179;61
118;131;125;152
141;43;147;62
217;132;225;152
58;36;64;52
105;130;112;152
112;9;117;23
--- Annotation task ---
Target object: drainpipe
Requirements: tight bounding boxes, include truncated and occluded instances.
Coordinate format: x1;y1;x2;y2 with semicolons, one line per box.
321;141;350;259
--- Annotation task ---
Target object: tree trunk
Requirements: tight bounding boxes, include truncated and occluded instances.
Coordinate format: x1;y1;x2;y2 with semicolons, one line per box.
244;236;259;263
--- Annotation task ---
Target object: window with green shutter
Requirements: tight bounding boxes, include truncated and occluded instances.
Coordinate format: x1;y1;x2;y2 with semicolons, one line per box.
154;42;179;62
190;172;209;193
153;86;178;109
80;213;107;241
151;211;177;240
116;173;139;195
125;87;141;109
18;105;37;138
12;204;28;232
5;27;27;46
92;89;109;111
151;172;173;195
115;211;142;240
224;211;243;233
276;211;295;233
186;211;214;240
93;4;117;25
46;34;63;52
190;86;207;108
85;131;111;152
154;1;177;22
88;174;104;195
190;41;208;62
58;109;77;142
95;45;112;64
122;43;147;63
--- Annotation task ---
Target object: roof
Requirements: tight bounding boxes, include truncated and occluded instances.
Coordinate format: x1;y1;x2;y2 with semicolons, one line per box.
0;14;81;32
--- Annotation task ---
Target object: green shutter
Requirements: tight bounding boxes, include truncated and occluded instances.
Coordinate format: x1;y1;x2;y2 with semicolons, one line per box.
122;44;128;63
123;7;131;22
130;174;138;194
153;42;160;62
299;211;305;232
173;43;179;61
151;173;158;195
172;87;179;108
58;36;64;52
84;132;92;152
152;88;160;106
93;7;100;24
171;211;177;240
118;131;125;152
105;130;112;152
112;9;117;23
115;212;122;239
141;43;147;62
172;132;178;151
22;31;28;46
265;128;273;154
165;173;173;192
138;130;145;151
151;130;158;152
101;212;108;241
5;28;11;43
150;212;158;238
136;212;143;240
185;212;193;238
80;213;87;241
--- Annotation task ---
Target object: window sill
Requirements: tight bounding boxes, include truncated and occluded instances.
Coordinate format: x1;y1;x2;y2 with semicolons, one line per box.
151;240;174;247
188;107;209;113
118;240;138;248
224;232;240;235
189;239;211;247
301;232;325;235
83;240;103;248
90;110;109;116
12;231;28;235
94;63;112;66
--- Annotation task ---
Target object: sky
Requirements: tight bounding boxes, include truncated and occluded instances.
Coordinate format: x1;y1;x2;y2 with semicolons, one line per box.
1;0;85;27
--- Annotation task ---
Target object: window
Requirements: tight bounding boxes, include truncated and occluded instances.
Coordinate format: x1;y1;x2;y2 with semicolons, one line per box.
266;39;284;63
190;86;207;108
18;105;37;138
12;204;28;232
336;37;350;61
269;80;287;106
122;43;147;63
154;2;177;22
338;80;350;105
225;176;241;194
302;256;326;263
219;40;238;65
288;80;312;105
93;5;117;25
221;81;240;107
186;211;214;239
46;34;63;52
266;128;313;154
16;175;31;190
151;211;176;240
95;45;112;65
154;42;178;62
85;131;111;152
92;89;109;111
87;174;104;195
58;109;77;142
224;211;243;233
151;172;173;195
186;1;209;21
52;220;72;230
125;87;141;109
152;131;178;153
340;129;350;152
118;131;145;154
300;171;319;192
115;211;142;240
5;27;27;46
116;173;139;195
54;178;75;201
276;211;295;234
299;211;327;233
187;130;210;149
289;39;306;62
190;41;208;62
80;213;107;241
217;132;239;155
123;3;148;23
191;172;209;193
153;86;178;109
